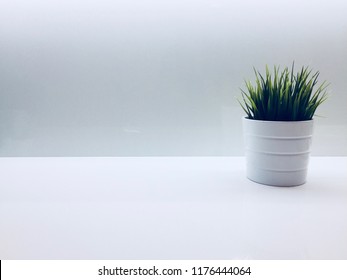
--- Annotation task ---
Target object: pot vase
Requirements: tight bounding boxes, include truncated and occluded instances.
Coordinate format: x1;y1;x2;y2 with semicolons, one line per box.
243;117;314;186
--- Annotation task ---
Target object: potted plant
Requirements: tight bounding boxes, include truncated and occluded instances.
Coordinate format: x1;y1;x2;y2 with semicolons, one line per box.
239;64;328;186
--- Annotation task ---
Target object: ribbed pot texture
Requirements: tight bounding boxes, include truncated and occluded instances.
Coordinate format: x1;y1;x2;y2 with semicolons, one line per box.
243;117;314;186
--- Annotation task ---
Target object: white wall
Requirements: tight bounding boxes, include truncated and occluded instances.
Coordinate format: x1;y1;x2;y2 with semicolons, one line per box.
1;0;346;156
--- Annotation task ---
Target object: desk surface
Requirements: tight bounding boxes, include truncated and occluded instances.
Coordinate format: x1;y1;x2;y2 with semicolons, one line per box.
1;157;346;259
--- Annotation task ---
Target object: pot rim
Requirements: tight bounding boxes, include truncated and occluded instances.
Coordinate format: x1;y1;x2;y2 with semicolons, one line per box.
242;116;314;124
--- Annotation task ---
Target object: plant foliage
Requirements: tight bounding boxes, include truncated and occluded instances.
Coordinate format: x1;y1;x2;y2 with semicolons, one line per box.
239;64;328;121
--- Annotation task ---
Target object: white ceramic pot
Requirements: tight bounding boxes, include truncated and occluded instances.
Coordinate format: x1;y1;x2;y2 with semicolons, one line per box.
242;117;314;186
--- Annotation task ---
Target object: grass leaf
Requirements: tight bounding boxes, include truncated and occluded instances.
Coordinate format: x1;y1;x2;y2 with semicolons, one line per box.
239;63;328;121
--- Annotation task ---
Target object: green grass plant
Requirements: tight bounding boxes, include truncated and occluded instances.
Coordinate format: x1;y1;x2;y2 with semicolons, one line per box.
239;64;328;121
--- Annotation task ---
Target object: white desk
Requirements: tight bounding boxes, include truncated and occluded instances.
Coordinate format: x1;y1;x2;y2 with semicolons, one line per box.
1;157;346;259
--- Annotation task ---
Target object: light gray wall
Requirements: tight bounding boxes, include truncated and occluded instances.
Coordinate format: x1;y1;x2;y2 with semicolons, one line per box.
1;0;346;156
